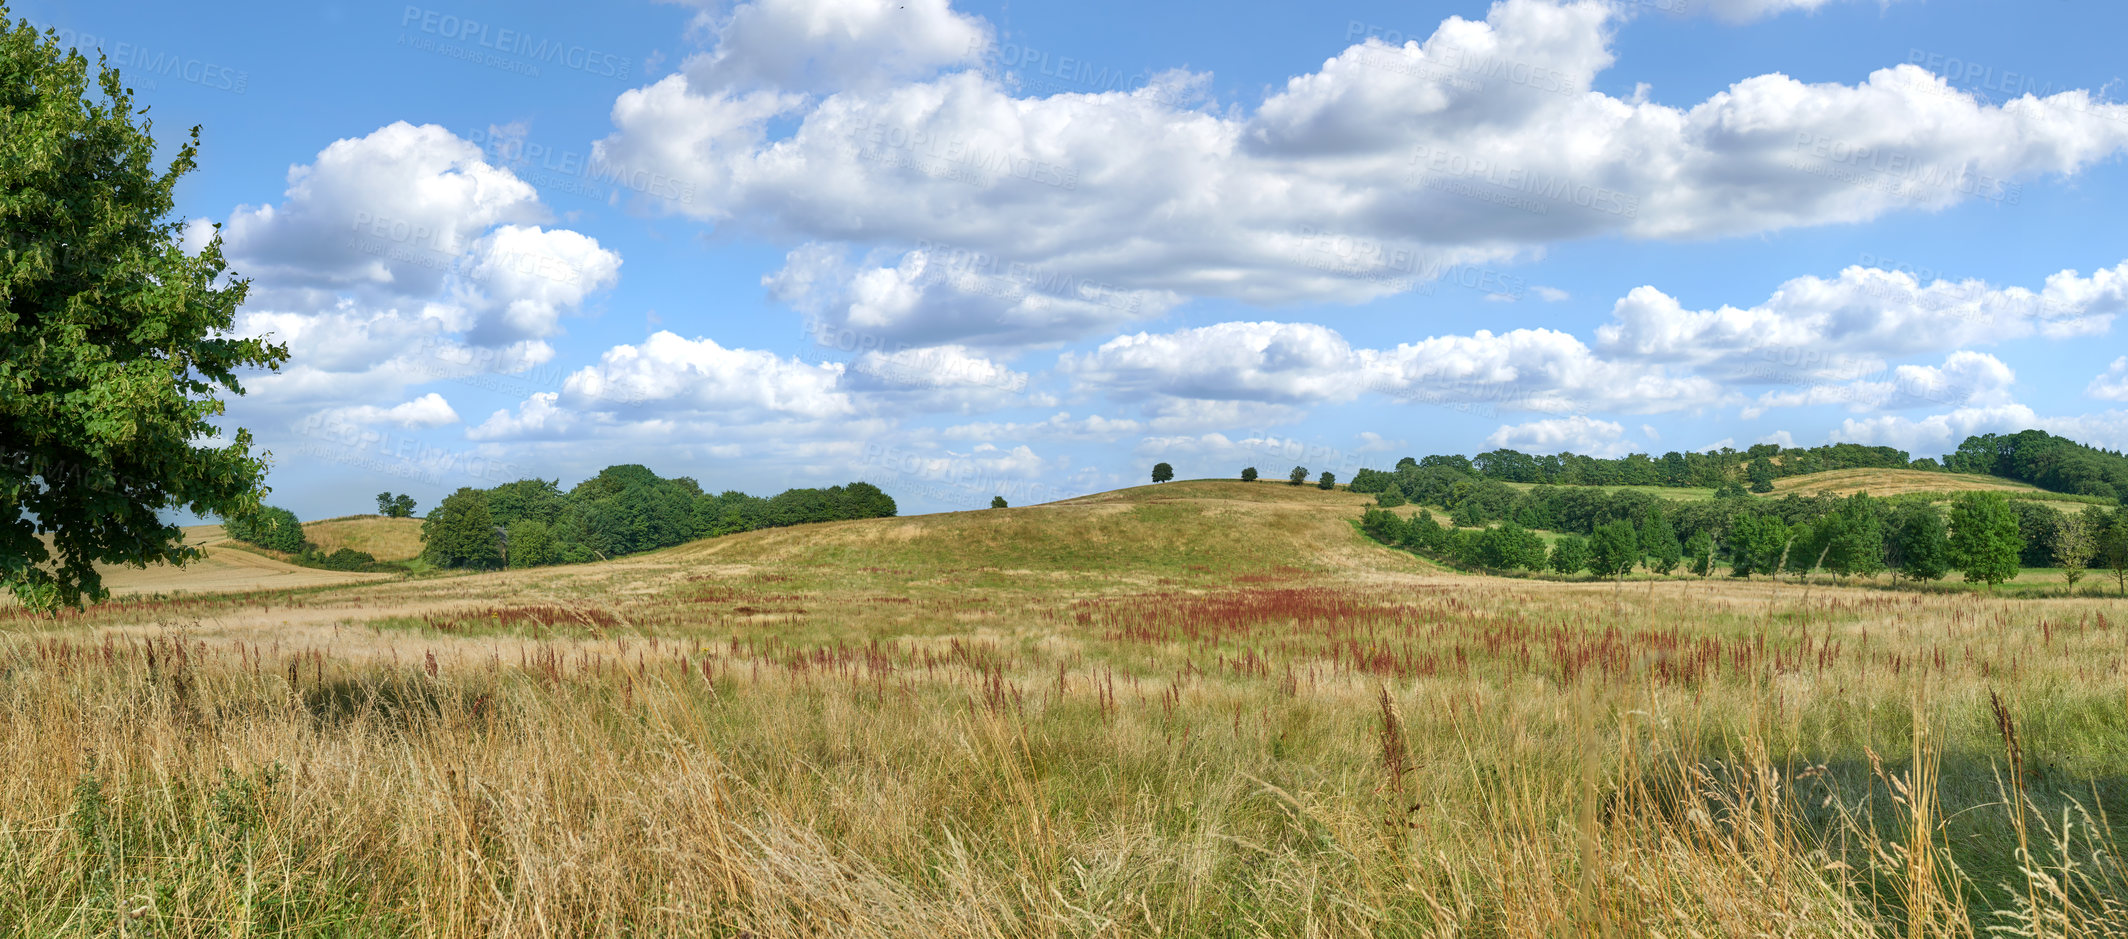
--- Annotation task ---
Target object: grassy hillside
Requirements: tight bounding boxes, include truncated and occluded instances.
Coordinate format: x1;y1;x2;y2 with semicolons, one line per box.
664;478;1404;583
1499;480;1717;501
8;473;2126;934
27;524;390;599
304;515;426;561
1768;467;2044;497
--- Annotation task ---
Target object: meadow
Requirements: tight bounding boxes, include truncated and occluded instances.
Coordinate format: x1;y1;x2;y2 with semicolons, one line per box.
3;481;2127;936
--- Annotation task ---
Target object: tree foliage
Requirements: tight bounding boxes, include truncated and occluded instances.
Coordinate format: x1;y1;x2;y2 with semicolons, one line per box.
1288;466;1307;486
374;492;416;518
0;19;288;610
1317;471;1336;491
1151;462;1174;484
1888;502;1951;584
1587;520;1640;579
1947;492;2023;587
1549;535;1589;576
1240;467;1257;482
223;505;304;554
418;465;898;569
421;488;502;570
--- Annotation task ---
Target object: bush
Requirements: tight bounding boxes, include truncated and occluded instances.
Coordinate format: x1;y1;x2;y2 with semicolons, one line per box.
224;505;305;553
1241;467;1258;482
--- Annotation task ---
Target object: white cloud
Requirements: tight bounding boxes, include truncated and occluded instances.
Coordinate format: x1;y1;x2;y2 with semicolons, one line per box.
311;393;462;430
1597;263;2127;382
1534;285;1571;302
225;122;544;298
559;331;854;420
942;412;1144;441
1741;350;2016;417
591;0;2128;352
1060;320;1718;417
1484;415;1637;457
2088;356;2128;401
469;392;576;441
681;0;989;94
1831;404;2041;454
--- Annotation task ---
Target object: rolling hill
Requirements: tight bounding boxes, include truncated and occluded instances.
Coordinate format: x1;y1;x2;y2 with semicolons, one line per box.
39;524;392;599
1769;468;2051;498
303;515;426;561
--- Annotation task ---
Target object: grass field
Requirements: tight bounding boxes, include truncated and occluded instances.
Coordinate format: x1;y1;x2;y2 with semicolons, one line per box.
302;515;427;561
4;481;2127;936
34;524;390;598
1771;469;2048;498
1500;480;1719;501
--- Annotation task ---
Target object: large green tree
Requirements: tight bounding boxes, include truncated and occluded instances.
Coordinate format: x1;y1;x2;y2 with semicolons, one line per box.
1887;502;1951;584
1587;519;1639;580
2049;507;2100;588
1947;491;2023;587
421;488;501;569
1;17;287;610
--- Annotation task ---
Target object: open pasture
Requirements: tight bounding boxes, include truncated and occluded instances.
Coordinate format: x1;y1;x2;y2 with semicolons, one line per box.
3;483;2126;936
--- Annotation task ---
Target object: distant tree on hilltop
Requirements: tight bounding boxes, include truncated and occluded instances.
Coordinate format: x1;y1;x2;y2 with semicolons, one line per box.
1151;462;1174;483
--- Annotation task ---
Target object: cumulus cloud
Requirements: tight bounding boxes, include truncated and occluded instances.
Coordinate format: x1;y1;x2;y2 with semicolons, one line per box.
224;122;544;298
1741;351;2017;417
770;242;1180;351
1061;320;1718;416
1832;403;2042;454
214;122;622;444
558;331;854;421
308;392;462;430
1597;263;2127;382
1485;415;1637;457
681;0;989;93
590;0;2128;351
2088;357;2128;401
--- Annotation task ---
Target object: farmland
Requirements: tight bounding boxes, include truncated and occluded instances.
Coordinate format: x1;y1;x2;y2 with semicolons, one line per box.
4;480;2126;936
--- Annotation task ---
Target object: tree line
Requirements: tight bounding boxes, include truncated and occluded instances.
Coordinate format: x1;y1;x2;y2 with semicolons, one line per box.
1336;432;2127;502
1944;430;2128;502
1361;490;2128;592
420;464;898;570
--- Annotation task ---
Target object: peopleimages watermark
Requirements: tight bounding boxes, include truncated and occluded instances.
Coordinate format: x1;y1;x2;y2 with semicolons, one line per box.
1406;146;1640;218
343;211;590;291
289;412;526;487
400;336;650;407
972;37;1190;107
463;127;695;207
859;442;1077;508
23;20;247;94
912;240;1139;313
396;6;631;82
1789;132;2022;206
843;115;1079;190
1898;49;2128;126
1236;432;1374;481
1359;376;1595;422
1291;227;1528;298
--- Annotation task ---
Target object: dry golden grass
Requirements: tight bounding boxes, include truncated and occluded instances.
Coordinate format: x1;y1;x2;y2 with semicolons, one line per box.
4;482;2126;936
1770;468;2047;497
301;515;427;561
30;525;388;599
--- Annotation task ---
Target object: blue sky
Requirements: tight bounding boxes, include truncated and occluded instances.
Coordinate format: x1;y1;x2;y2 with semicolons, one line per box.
16;0;2128;519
